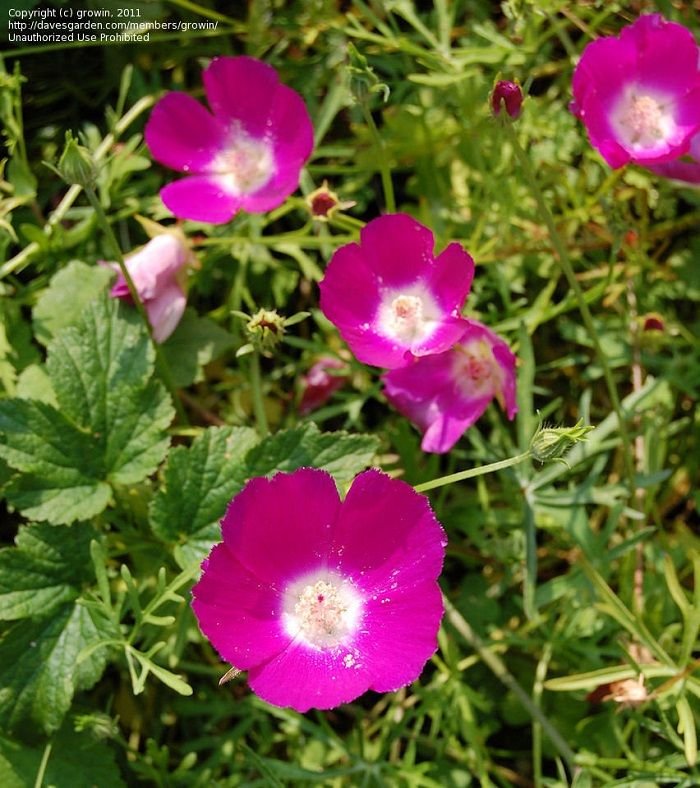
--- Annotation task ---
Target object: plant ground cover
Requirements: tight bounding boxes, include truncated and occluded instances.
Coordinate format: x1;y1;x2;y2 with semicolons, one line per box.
0;0;699;785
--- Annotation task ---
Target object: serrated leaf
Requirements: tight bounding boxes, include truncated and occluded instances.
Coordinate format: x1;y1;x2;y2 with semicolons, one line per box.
160;308;236;387
0;522;96;620
0;720;125;788
149;426;259;544
0;602;116;734
0;297;173;524
32;260;114;345
0;399;112;524
245;422;379;485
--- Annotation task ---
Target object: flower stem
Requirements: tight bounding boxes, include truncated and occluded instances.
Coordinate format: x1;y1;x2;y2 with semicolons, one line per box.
414;451;531;493
34;741;53;788
249;349;269;436
359;103;397;213
443;595;577;770
500;118;636;493
84;187;188;425
0;94;155;280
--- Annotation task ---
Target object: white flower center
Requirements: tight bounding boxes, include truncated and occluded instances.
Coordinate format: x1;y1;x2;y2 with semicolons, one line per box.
282;572;363;650
611;88;675;150
377;286;441;345
209;128;274;194
453;339;502;399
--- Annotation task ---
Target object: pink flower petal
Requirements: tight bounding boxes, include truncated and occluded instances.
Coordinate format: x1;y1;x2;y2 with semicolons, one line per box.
159;176;242;224
266;83;315;166
330;469;446;594
203;56;281;139
145;92;227;173
247;639;375;712
358;581;443;692
221;469;341;586
359;213;436;287
192;543;290;670
429;242;475;312
147;282;187;343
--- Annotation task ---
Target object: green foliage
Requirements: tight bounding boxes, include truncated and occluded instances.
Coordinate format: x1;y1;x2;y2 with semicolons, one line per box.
0;296;173;523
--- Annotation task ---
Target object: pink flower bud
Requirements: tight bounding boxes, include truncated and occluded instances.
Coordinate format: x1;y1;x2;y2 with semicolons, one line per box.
491;80;523;119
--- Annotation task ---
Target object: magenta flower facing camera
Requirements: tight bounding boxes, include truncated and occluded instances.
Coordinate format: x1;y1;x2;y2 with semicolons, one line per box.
382;320;517;454
191;467;446;712
319;214;475;369
107;234;188;343
571;14;700;168
145;56;314;224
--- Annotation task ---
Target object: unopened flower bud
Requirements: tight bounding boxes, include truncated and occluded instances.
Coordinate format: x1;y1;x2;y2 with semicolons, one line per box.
306;181;356;222
530;419;594;464
491;80;523;119
642;313;664;333
58;131;96;188
246;308;286;356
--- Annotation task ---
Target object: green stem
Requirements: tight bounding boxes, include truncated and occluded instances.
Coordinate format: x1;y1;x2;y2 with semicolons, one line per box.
84;187;187;425
443;596;576;769
34;741;52;788
501;118;636;494
414;451;531;493
359;103;397;212
249;349;269;436
0;95;155;280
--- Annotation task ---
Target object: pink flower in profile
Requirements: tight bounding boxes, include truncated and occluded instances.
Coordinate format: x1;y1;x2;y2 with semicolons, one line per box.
145;56;314;224
299;356;349;415
382;320;517;454
571;15;700;168
191;467;446;712
319;214;474;369
108;234;188;343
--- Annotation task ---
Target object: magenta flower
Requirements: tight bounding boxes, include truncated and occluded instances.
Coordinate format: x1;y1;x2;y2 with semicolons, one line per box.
319;214;474;369
107;234;188;343
191;467;446;712
571;14;700;168
382;320;517;454
299;356;349;415
145;56;314;224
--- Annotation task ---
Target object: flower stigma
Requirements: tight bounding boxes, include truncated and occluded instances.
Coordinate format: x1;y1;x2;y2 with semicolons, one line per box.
612;89;674;149
210;128;274;193
283;573;363;649
378;287;441;345
454;340;503;399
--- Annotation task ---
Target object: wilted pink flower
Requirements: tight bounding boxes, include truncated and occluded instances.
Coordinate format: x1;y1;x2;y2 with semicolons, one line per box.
145;56;314;224
491;80;523;118
191;467;446;712
382;320;517;454
319;214;474;369
299;356;348;414
108;234;188;343
571;15;700;168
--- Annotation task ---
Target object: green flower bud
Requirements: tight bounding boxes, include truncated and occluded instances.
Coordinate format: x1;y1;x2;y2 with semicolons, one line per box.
58;131;96;188
530;419;594;464
347;43;390;104
245;308;286;356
